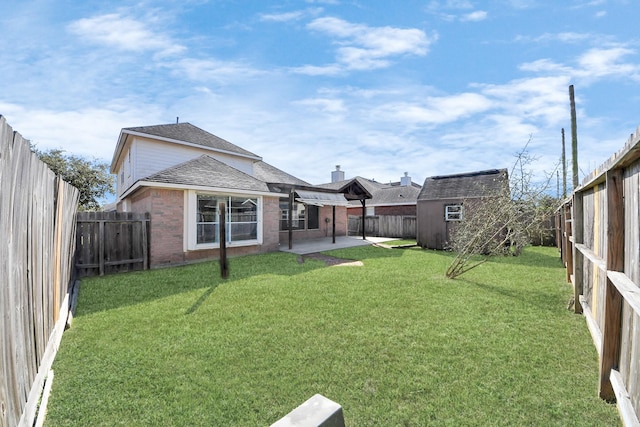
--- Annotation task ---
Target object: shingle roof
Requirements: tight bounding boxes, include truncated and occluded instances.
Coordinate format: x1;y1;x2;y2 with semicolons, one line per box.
252;161;311;186
370;185;422;205
317;176;421;205
124;123;260;159
418;169;508;200
143;155;270;193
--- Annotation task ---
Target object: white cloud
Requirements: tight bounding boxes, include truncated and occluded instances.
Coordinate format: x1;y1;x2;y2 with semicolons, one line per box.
0;102;164;162
371;93;493;125
519;58;572;73
292;97;346;114
259;10;307;22
291;64;344;76
304;17;435;72
576;46;640;81
427;0;474;10
461;10;488;22
170;58;267;83
67;13;185;57
516;32;592;44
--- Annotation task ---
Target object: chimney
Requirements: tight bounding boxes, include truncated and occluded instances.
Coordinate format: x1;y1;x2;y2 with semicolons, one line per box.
331;165;345;183
401;172;411;186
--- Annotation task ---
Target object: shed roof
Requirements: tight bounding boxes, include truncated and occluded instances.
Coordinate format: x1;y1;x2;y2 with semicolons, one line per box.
418;168;508;201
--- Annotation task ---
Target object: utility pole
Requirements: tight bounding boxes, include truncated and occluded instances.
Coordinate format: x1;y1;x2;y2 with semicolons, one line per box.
561;128;567;198
569;85;579;190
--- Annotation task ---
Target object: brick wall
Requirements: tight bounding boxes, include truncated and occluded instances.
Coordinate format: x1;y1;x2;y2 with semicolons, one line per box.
279;205;348;243
374;204;417;216
262;196;281;250
130;188;185;266
125;188;281;267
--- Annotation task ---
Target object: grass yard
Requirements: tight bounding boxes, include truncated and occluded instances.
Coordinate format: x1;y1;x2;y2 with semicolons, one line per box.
46;246;619;426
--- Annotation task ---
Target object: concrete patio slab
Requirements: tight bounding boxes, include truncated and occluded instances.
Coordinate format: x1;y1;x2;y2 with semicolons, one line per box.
279;236;397;255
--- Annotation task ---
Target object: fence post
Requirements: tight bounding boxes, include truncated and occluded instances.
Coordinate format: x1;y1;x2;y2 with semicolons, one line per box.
572;191;584;314
564;203;573;283
599;168;624;401
99;218;105;276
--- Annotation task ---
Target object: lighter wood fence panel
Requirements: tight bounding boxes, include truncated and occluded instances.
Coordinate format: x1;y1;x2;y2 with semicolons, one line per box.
0;116;79;427
625;163;640;285
558;125;640;424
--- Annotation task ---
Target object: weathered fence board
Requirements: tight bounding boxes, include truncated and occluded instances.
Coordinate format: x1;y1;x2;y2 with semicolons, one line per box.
0;116;79;427
348;215;416;238
75;211;150;276
557;124;640;423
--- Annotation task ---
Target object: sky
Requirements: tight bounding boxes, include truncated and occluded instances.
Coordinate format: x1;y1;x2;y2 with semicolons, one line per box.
1;0;639;199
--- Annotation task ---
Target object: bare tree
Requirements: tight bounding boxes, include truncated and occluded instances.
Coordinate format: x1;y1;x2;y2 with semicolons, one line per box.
445;138;558;279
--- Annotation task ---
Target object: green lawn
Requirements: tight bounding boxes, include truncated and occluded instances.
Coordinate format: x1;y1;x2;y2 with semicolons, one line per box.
46;246;619;426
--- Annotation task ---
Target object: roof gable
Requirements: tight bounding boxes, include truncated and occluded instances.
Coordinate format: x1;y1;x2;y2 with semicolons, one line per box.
124;123;260;158
418;169;508;201
111;122;262;172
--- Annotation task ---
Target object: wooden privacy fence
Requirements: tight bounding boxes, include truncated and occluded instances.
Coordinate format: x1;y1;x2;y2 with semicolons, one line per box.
348;215;416;238
557;125;640;425
76;211;150;277
0;116;80;427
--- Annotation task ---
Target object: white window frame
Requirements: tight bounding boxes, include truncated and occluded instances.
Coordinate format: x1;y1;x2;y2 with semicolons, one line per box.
185;190;263;250
445;204;463;221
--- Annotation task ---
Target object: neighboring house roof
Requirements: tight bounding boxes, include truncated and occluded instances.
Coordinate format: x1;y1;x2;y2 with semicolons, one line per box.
418;168;508;201
111;122;261;172
141;155;270;193
318;176;421;206
370;184;421;205
252;161;311;186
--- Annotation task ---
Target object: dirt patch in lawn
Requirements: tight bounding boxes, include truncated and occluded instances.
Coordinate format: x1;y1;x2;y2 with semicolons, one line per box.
297;253;364;267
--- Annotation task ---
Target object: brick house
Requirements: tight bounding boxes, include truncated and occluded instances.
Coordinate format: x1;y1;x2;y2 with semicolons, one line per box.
110;123;349;267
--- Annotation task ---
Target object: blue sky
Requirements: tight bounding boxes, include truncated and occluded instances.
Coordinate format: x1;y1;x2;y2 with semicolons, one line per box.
1;0;639;195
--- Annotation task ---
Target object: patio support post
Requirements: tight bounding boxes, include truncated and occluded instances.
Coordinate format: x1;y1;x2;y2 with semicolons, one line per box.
360;199;366;239
219;202;229;279
288;189;294;250
332;205;336;244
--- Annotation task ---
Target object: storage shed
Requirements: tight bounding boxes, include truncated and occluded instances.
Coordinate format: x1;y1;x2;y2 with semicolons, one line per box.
416;169;508;250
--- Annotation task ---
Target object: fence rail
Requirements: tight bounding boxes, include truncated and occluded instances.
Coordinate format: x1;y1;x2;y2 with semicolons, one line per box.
0;116;79;427
557;125;640;425
76;211;150;277
348;215;416;238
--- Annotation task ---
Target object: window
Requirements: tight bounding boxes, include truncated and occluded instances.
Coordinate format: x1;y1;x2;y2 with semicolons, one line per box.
195;194;258;245
445;204;463;221
279;200;319;230
197;195;219;244
229;197;258;241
